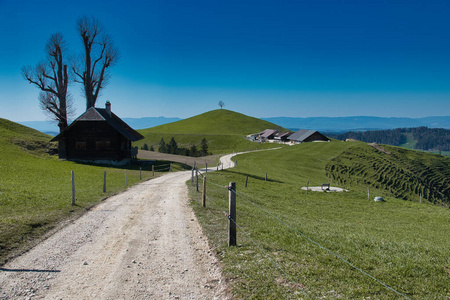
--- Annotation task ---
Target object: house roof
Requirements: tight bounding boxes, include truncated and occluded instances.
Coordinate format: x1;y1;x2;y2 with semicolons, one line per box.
51;107;144;142
287;129;326;142
259;129;278;138
275;132;292;139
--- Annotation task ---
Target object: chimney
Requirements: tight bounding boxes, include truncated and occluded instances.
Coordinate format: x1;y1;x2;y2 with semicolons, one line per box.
105;101;111;116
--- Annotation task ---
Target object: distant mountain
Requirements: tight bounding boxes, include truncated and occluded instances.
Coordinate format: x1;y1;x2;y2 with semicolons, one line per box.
262;116;450;132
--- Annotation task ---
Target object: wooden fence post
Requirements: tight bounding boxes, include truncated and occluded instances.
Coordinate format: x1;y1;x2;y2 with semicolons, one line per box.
245;175;248;188
71;171;75;205
228;182;236;246
306;180;309;194
191;168;194;185
202;176;206;207
265;173;268;181
103;171;107;193
206;163;208;174
152;165;155;176
196;169;199;192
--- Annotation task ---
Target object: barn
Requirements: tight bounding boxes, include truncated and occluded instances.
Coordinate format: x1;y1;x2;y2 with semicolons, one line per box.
287;129;330;144
51;101;144;165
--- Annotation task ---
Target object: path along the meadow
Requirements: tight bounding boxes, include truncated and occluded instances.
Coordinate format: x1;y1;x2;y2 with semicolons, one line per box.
0;155;238;299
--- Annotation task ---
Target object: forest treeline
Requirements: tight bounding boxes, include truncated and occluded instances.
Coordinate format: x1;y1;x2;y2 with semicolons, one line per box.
327;127;450;151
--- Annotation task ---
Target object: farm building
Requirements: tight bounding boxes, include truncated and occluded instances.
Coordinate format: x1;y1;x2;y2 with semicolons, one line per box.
274;131;293;142
258;129;279;142
287;129;330;143
51;101;144;165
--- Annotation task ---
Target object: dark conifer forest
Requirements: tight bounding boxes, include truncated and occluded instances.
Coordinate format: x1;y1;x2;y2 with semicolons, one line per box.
327;127;450;151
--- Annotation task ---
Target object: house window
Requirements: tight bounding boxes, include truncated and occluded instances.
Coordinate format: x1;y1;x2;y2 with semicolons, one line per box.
76;141;87;150
96;140;111;150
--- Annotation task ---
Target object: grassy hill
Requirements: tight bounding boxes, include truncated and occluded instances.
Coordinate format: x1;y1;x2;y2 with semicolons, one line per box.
326;142;450;206
0;118;163;265
189;142;450;298
135;109;288;154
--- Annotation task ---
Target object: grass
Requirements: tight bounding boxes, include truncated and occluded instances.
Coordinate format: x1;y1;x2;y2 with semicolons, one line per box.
189;142;450;299
326;142;450;206
0;118;186;265
135;109;289;154
399;132;417;150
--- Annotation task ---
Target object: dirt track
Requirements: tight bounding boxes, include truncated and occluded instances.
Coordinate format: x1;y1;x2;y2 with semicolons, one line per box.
0;155;237;299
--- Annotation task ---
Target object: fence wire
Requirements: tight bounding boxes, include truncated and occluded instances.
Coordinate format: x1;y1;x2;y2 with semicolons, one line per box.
198;174;411;299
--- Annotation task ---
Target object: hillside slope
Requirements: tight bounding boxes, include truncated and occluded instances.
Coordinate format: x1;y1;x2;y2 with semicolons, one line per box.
190;141;450;298
0;119;154;265
325;142;450;205
136;109;288;154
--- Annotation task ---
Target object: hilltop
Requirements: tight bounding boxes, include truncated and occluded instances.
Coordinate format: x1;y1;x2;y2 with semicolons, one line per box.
141;109;286;135
135;109;288;154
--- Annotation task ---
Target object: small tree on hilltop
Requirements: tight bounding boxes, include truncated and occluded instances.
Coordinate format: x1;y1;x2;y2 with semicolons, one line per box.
218;100;225;109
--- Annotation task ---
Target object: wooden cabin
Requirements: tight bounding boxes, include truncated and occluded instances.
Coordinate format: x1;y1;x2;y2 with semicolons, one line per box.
51;101;144;165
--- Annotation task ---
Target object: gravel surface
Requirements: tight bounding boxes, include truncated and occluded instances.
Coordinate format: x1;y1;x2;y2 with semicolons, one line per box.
0;167;231;299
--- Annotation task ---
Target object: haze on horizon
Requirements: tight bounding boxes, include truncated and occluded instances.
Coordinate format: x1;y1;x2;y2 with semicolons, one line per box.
1;0;449;122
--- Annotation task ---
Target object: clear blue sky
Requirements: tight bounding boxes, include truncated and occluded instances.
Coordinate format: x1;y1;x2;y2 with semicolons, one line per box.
1;0;449;122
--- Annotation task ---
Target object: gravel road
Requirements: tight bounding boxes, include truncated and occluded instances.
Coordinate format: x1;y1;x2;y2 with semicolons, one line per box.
0;157;235;299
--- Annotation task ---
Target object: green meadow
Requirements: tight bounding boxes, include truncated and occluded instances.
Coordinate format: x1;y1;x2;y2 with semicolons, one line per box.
0;118;181;265
189;142;450;299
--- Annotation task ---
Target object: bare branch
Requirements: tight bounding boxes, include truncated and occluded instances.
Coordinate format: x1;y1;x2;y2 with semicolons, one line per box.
22;33;72;131
74;16;119;110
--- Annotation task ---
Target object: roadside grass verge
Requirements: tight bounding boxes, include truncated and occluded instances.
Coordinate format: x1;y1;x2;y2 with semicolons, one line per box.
0;118;187;265
189;142;450;299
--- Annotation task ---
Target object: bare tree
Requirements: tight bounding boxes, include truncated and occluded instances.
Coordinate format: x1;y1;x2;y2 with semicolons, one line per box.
218;100;225;109
73;16;119;110
22;33;72;131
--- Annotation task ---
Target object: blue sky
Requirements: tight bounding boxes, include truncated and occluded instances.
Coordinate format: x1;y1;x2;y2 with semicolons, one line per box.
0;0;449;122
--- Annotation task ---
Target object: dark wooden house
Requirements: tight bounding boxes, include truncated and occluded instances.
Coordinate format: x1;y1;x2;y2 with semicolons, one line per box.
51;101;144;164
